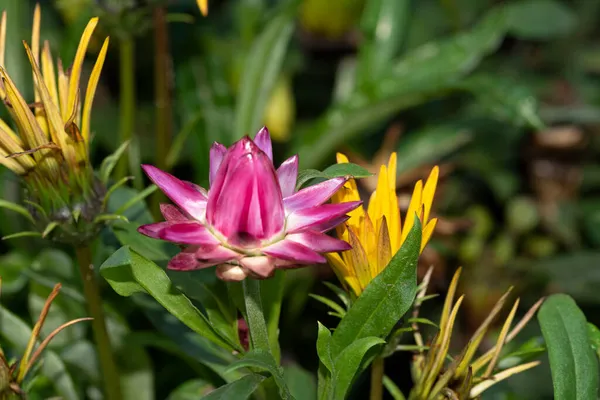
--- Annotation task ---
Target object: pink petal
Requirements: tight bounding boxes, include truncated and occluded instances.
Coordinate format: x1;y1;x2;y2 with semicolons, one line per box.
312;215;350;233
168;251;200;271
254;126;273;161
194;244;240;263
138;221;174;239
277;155;298;198
262;240;326;264
240;256;276;278
209;142;227;186
207;145;284;246
158;221;219;245
283;177;347;213
160;204;188;222
286;201;362;233
286;231;351;253
142;165;207;221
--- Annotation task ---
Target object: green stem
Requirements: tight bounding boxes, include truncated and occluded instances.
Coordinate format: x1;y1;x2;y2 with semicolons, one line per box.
116;36;136;184
369;356;384;400
75;246;122;400
242;279;271;352
150;6;172;218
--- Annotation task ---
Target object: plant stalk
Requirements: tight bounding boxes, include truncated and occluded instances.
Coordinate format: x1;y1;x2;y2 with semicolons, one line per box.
370;356;385;400
75;246;122;400
150;6;172;218
116;36;136;183
242;279;271;352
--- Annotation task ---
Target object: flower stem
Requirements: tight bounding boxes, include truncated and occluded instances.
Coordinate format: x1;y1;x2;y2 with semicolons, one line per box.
369;356;384;400
242;279;271;352
150;6;172;218
75;246;122;400
116;36;136;184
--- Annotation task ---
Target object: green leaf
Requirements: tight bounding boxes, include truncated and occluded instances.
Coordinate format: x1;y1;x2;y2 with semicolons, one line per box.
100;246;239;352
395;125;472;174
112;221;176;262
506;0;577;40
356;0;410;83
234;1;298;138
260;271;286;362
383;376;406;400
201;374;265;400
296;163;373;189
0;306;79;400
295;5;509;168
0;199;34;224
330;219;421;356
309;294;346;318
99;141;130;183
316;323;333;400
226;349;293;399
459;74;544;129
331;337;386;400
284;364;317;400
538;294;599;400
588;323;600;359
168;379;213;400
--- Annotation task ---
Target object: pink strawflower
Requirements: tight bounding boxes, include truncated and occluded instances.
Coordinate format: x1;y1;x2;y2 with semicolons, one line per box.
138;127;361;281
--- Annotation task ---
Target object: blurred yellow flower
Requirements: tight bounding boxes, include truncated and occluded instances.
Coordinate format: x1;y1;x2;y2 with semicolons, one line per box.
197;0;208;16
327;152;439;296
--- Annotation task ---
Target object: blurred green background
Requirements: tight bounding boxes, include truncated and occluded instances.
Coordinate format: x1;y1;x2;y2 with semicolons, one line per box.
1;0;599;398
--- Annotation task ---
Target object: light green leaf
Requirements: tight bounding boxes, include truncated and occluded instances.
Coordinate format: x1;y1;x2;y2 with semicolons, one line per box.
383;376;406;400
316;322;334;373
331;337;386;400
0;306;79;400
538;294;599;400
284;364;317;400
100;246;239;352
330;219;421;356
168;379;213;400
201;374;265;400
234;1;298;138
260;270;286;362
226;349;293;399
506;0;577;40
99;141;130;183
295;5;508;169
0;199;35;224
588;323;600;360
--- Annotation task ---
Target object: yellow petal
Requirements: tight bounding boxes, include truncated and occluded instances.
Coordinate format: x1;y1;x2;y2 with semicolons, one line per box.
31;4;41;105
336;152;349;164
0;10;6;68
376;216;392;275
196;0;209;16
387;152;397;193
0;145;27;174
401;179;423;245
422;166;439;223
41;41;59;108
421;218;437;252
24;41;75;166
57;59;68;117
347;227;372;293
326;252;355;294
0;118;23;148
81;36;108;144
66;18;98;123
386;153;401;252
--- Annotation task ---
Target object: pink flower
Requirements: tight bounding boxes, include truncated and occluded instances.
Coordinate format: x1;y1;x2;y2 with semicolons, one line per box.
138;127;361;281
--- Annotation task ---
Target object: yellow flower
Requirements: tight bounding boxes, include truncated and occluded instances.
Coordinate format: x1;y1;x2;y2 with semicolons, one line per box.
327;152;439;296
196;0;208;16
0;5;108;185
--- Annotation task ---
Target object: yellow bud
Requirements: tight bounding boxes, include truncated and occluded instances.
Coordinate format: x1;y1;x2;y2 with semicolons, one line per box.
263;76;295;143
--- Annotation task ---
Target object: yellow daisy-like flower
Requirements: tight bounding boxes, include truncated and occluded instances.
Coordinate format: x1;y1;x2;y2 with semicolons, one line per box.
327;152;439;296
0;4;111;244
196;0;209;16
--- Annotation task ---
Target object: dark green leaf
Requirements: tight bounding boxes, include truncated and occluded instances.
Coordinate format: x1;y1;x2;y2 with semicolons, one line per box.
316;322;334;373
201;374;265;400
506;0;577;40
234;1;298;138
330;219;421;356
168;379;213;400
100;246;239;352
226;349;293;399
331;337;386;400
296;163;372;189
538;294;599;400
295;6;508;168
356;0;410;83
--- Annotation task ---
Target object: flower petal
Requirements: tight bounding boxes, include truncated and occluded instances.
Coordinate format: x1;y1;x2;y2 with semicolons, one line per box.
207;143;284;245
168;251;200;271
277;155;298;198
195;244;240;263
138;222;172;239
284;177;347;213
209;142;227;186
216;264;249;281
286;231;351;253
160;204;188;221
254;126;273;161
262;240;326;264
240;256;276;278
142;164;207;221
157;221;219;245
286;201;362;233
311;215;350;233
